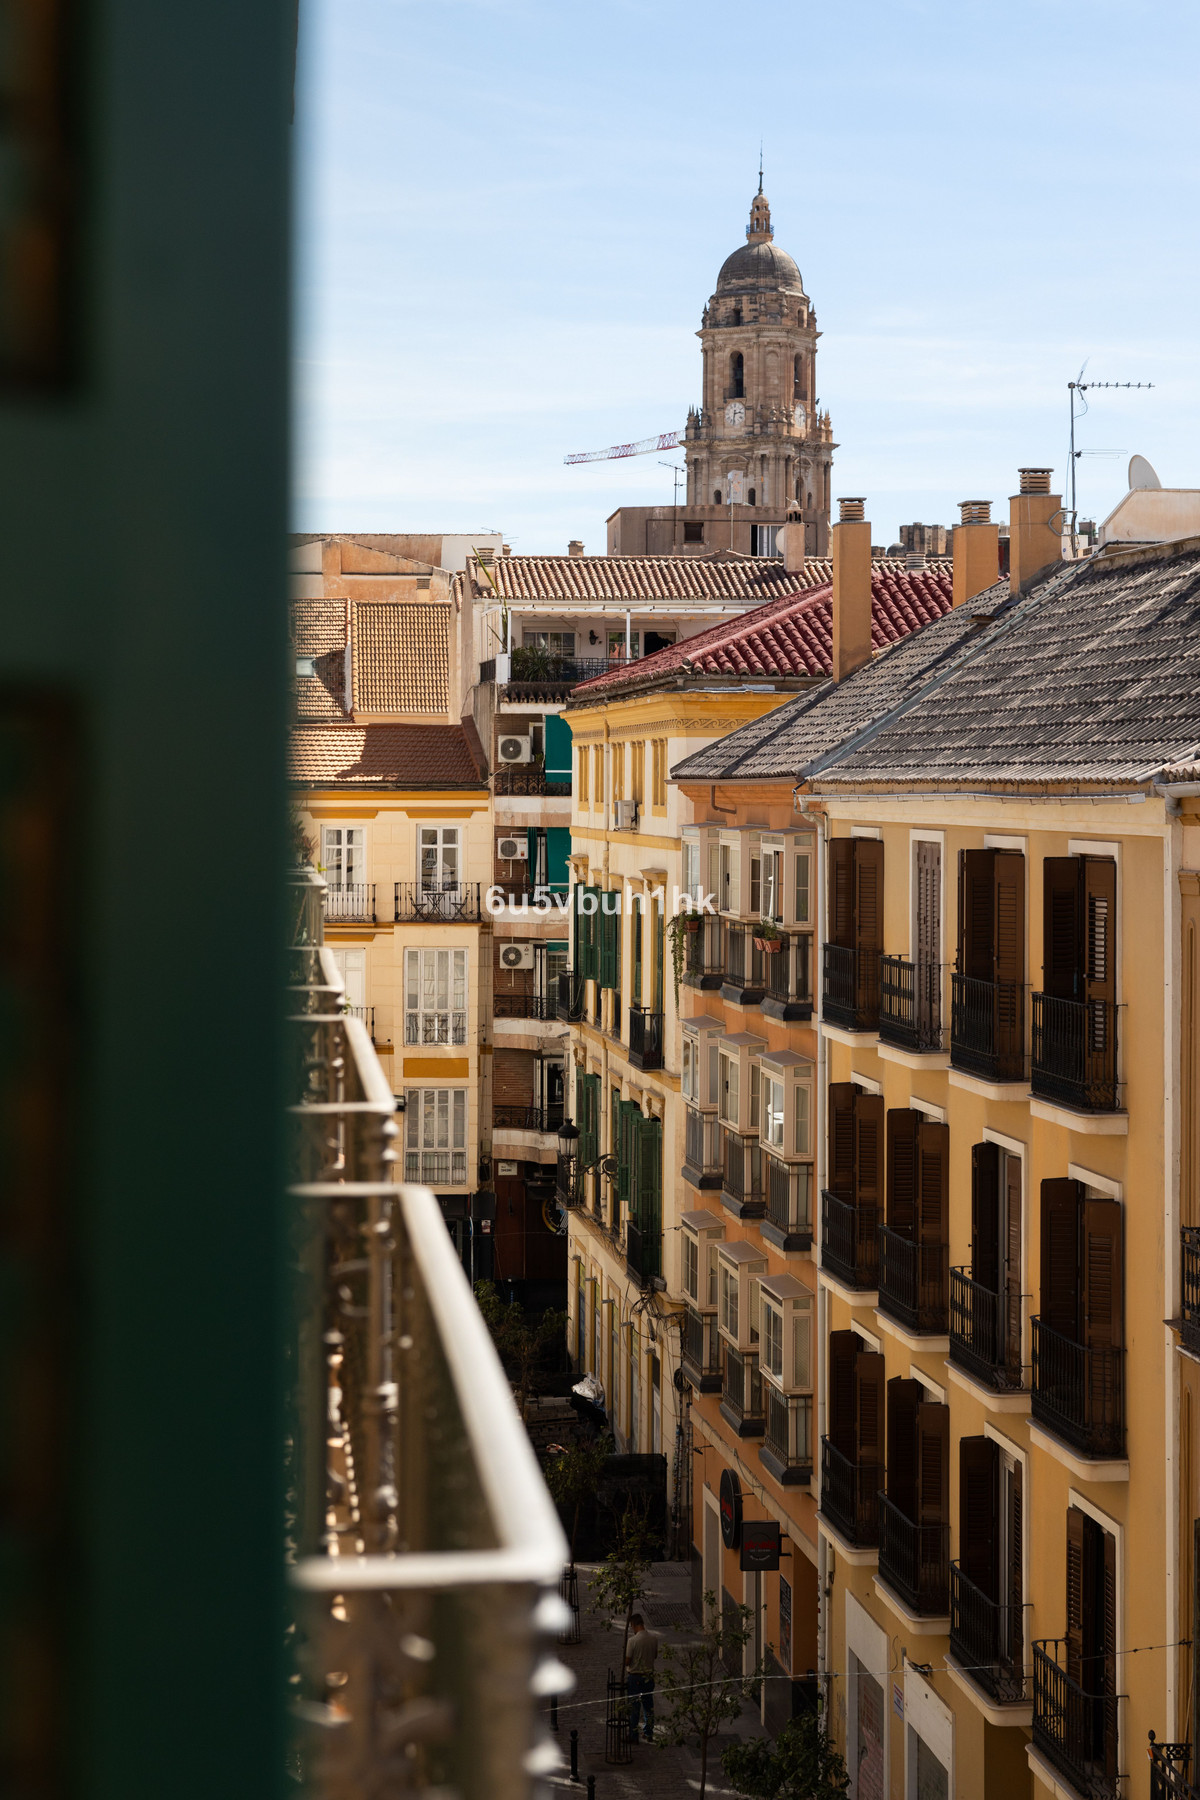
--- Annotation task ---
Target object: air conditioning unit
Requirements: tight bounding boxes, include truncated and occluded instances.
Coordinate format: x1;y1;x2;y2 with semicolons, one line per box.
616;799;639;830
499;943;535;970
498;734;532;764
496;834;528;861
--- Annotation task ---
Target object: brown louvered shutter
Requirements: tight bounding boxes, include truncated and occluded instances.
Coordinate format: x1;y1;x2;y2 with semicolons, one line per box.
917;1118;949;1253
993;851;1025;986
1083;858;1116;1008
1043;856;1082;999
855;1090;884;1212
829;837;854;949
917;1402;949;1528
853;839;884;1015
828;1083;856;1199
1065;1504;1086;1683
1040;1177;1083;1340
1003;1153;1023;1373
959;1436;999;1599
886;1108;920;1237
856;1350;886;1465
828;1329;860;1459
885;1376;921;1516
1008;1459;1023;1628
1081;1196;1123;1352
1102;1527;1118;1782
971;1141;1001;1291
959;848;996;979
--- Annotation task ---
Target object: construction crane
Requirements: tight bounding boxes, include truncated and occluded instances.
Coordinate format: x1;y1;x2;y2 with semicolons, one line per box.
564;429;682;465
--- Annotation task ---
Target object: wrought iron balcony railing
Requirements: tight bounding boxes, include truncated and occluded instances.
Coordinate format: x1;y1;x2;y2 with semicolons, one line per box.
404;1149;469;1186
1031;1316;1124;1459
762;931;813;1021
682;1305;722;1393
720;1345;765;1437
950;973;1024;1081
949;1563;1027;1704
493;991;553;1021
405;1012;468;1046
345;1004;376;1041
878;1494;950;1617
493;767;571;798
494;1103;564;1134
878;1226;948;1334
683;1106;722;1188
949;1268;1024;1391
556;968;585;1023
628;1006;664;1071
721;1126;765;1218
879;955;942;1052
1033;1639;1118;1800
722;923;765;1004
761;1388;813;1485
394;881;483;923
323;881;377;922
1031;992;1119;1111
1182;1226;1200;1359
821;943;880;1031
819;1437;880;1548
626;1215;662;1288
1149;1736;1200;1800
764;1155;813;1249
821;1189;879;1291
683;915;724;989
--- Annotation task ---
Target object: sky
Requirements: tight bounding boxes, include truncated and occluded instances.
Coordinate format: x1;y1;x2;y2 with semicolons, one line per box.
294;0;1200;554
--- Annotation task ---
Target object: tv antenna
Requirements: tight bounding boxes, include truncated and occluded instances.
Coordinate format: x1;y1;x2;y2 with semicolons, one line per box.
660;459;686;549
1068;365;1154;554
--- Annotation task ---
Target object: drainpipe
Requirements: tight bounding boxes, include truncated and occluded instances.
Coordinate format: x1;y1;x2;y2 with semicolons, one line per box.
625;611;632;661
709;784;737;819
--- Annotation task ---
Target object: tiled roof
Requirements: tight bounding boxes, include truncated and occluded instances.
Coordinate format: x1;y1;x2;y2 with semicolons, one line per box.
290;725;485;788
293;600;349;721
457;553;834;608
575;563;953;697
352;602;449;715
293;599;347;655
1161;760;1200;783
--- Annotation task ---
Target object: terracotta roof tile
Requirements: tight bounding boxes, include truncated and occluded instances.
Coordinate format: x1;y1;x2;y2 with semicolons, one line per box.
458;553;834;608
290;725;484;788
352;602;449;715
293;600;347;656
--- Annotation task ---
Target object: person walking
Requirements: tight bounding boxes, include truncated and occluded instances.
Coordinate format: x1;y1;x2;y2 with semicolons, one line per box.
624;1613;660;1743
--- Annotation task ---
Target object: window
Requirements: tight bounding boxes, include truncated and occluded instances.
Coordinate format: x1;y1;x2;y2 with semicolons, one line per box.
682;1232;699;1300
577;746;589;804
405;948;467;1045
792;1304;812;1389
791;849;810;923
684;520;704;544
322;825;363;887
794;1082;810;1155
760;847;782;921
631;742;645;804
958;846;1025;984
718;1052;739;1126
713;488;722;505
765;1076;785;1149
522;629;575;655
747;487;757;508
683;837;699;903
957;1436;1024;1678
969;1142;1023;1375
330;946;365;1012
793;353;803;398
719;1265;739;1340
419;825;459;891
651;739;667;809
405;1088;467;1185
749;1063;760;1131
608;630;640;661
719;840;741;915
763;1302;784;1378
682;1036;697;1101
730;351;744;398
612;741;624;800
592;744;605;802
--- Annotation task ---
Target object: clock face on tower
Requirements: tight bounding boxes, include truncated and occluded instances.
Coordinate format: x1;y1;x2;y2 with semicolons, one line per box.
724;400;746;428
793;403;807;432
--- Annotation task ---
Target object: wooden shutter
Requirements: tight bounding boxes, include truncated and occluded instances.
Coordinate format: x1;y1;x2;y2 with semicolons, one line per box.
828;1329;860;1458
1102;1527;1118;1784
1081;1196;1123;1353
971;1141;1001;1291
886;1108;920;1236
993;851;1025;986
1042;856;1082;999
916;1401;950;1528
855;1350;886;1466
853;838;884;956
830;838;854;949
1083;856;1117;1014
915;840;941;968
959;848;995;979
599;903;617;990
885;1376;922;1516
1008;1459;1023;1629
959;1436;999;1598
1003;1153;1023;1372
1066;1505;1087;1683
1040;1177;1083;1340
917;1118;949;1253
828;1083;856;1198
639;1116;663;1242
855;1090;884;1215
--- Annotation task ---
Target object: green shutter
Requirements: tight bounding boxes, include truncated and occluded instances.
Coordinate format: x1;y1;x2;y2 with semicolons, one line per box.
546;825;570;893
634;1116;663;1281
578;887;601;980
545;712;573;784
599;897;619;990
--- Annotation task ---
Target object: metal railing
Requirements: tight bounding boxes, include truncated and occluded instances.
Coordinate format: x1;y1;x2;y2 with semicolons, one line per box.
556;968;585;1023
723;923;765;1001
821;943;880;1031
949;1268;1024;1391
1149;1737;1200;1800
683;1106;722;1183
322;881;377;922
763;1388;813;1480
404;1149;469;1186
721;1345;765;1435
479;656;496;683
405;1012;468;1046
626;1216;661;1287
721;1127;765;1215
1031;1317;1124;1458
628;1006;664;1071
879;955;942;1051
949;1563;1027;1703
395;881;483;923
763;930;813;1016
1031;992;1119;1111
878;1494;950;1616
765;1155;813;1241
950;973;1024;1080
682;1306;722;1391
494;1103;564;1134
502;651;618;686
344;1004;376;1040
1033;1639;1118;1800
819;1437;880;1548
493;991;553;1021
1182;1226;1200;1358
821;1189;879;1290
493;767;572;798
287;868;568;1799
878;1227;948;1334
683;915;723;987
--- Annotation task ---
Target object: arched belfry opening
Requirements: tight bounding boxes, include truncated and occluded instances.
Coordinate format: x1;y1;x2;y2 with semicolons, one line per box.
730;352;744;399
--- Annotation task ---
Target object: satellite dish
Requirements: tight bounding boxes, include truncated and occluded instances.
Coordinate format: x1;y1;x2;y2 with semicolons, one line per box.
1128;454;1161;491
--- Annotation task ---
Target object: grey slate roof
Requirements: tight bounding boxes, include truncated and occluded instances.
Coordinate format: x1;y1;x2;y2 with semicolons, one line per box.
672;544;1200;791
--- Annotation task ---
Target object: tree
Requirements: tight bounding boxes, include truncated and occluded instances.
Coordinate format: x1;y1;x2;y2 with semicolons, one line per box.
473;1279;568;1416
657;1590;760;1800
721;1705;850;1800
542;1436;611;1568
589;1499;657;1665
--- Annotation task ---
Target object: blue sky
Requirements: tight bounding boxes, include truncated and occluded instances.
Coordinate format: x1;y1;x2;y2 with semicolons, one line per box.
295;0;1200;553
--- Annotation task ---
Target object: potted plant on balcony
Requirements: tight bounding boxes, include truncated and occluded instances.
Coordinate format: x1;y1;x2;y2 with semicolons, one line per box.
666;911;693;1006
754;917;783;954
511;643;551;681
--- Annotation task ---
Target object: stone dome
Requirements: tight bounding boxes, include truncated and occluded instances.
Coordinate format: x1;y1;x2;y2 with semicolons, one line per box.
715;238;804;296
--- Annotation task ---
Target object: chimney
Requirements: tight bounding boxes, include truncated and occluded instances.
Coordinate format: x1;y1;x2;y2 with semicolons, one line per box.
951;499;1000;607
568;539;585;557
1009;467;1062;594
906;551;926;572
832;497;873;683
778;518;806;574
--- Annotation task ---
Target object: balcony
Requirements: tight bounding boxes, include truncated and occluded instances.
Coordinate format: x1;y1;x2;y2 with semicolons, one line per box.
721;1127;765;1219
879;955;942;1052
323;881;377;922
949;1268;1024;1391
404;1149;469;1186
720;1345;765;1437
1149;1738;1200;1800
493;991;554;1021
494;1103;564;1134
819;1437;880;1548
822;944;879;1032
395;881;483;923
345;1004;376;1042
628;1006;664;1071
683;1106;723;1189
878;1494;949;1617
683;915;724;990
1031;993;1119;1112
1033;1639;1118;1800
626;1216;662;1288
493;766;572;799
820;1189;879;1291
1181;1226;1200;1358
949;1563;1028;1705
878;1227;948;1335
556;968;585;1023
950;974;1024;1081
491;649;621;698
760;1388;813;1485
1031;1317;1124;1459
722;923;765;1005
405;1012;468;1046
761;932;813;1022
763;1155;813;1251
682;1305;722;1393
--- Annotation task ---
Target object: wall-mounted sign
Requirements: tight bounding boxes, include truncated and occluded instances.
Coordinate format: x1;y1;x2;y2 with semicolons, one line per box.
719;1469;742;1549
739;1519;781;1571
